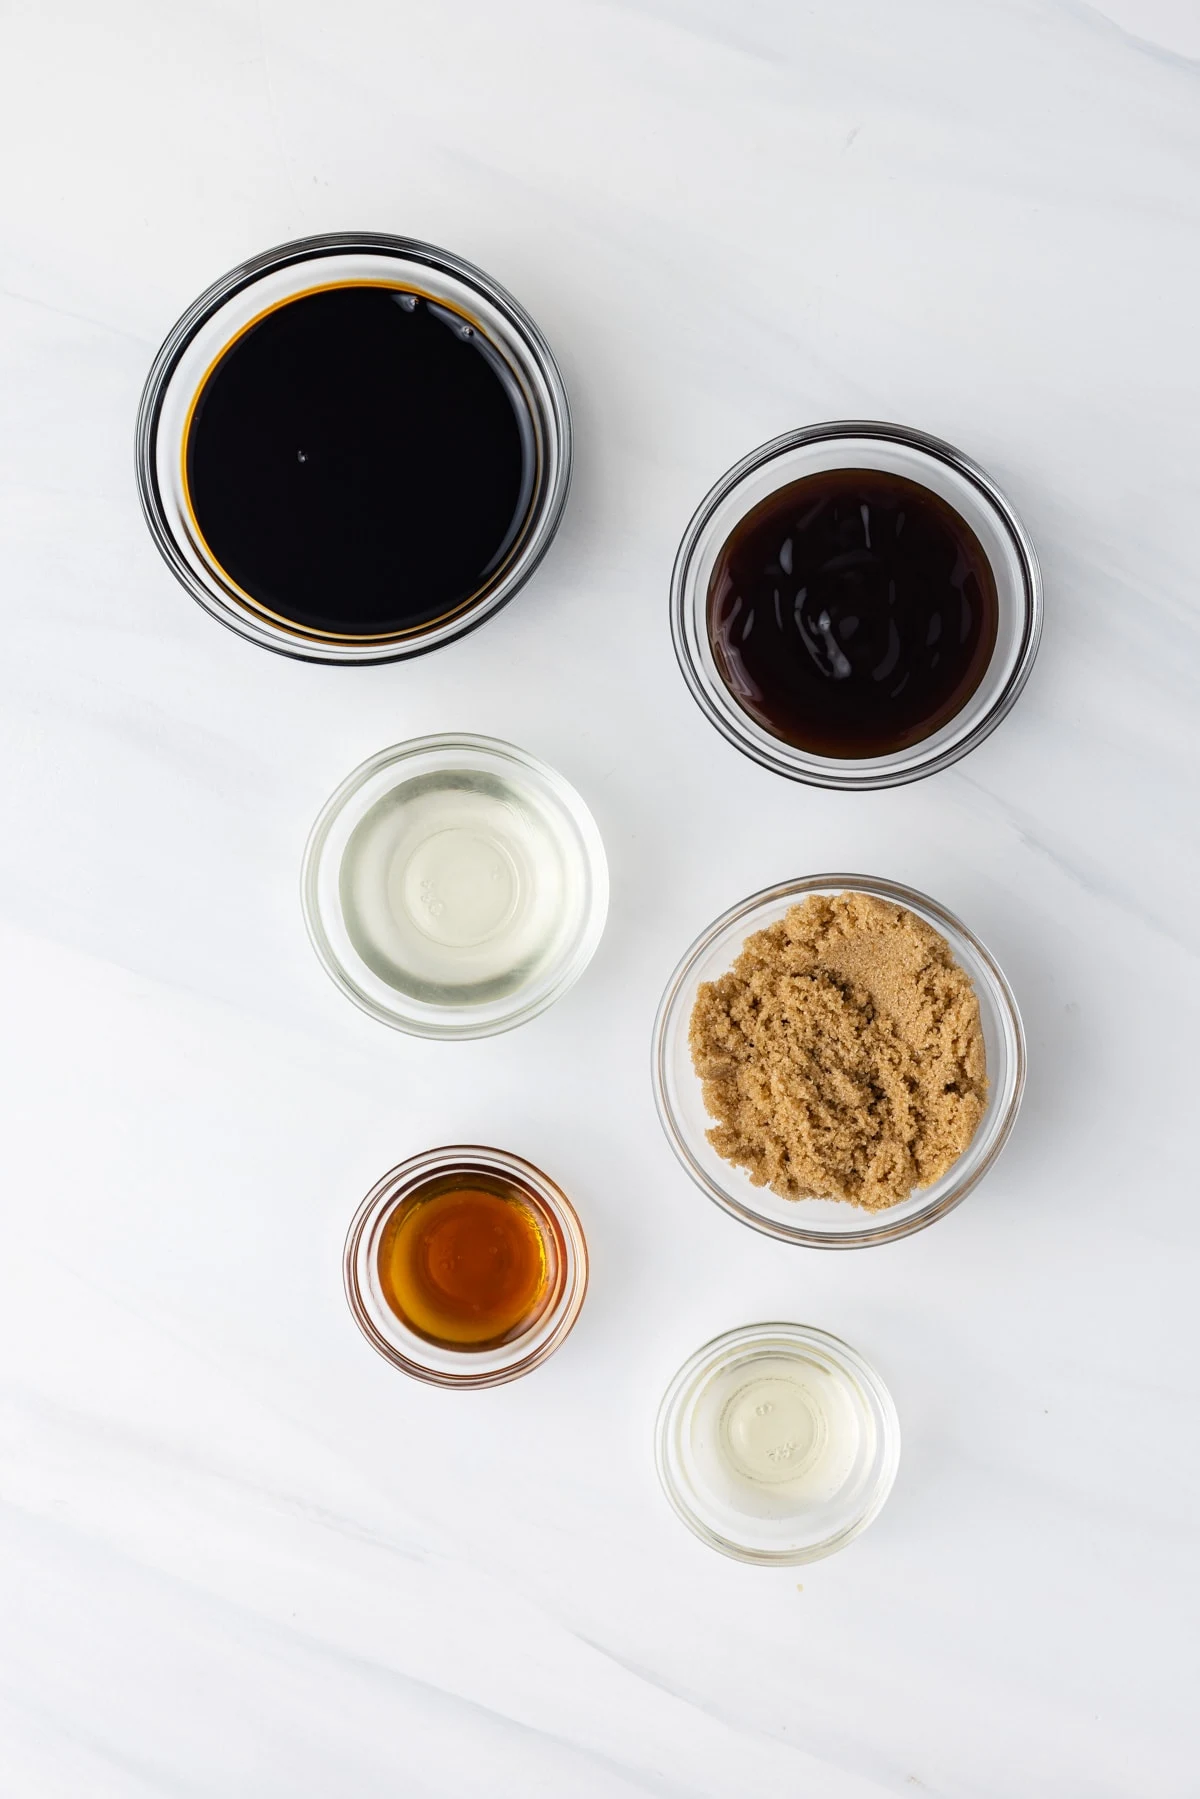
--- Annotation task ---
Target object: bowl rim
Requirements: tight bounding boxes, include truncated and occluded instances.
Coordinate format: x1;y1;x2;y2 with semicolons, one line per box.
669;419;1043;789
300;732;610;1040
343;1144;589;1388
651;872;1026;1248
654;1321;901;1564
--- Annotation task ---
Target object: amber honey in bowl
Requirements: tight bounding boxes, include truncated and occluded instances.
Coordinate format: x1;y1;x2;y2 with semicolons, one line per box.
345;1146;588;1386
376;1166;566;1350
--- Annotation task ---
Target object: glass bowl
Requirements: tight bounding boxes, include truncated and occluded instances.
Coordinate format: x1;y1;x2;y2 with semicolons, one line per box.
302;734;608;1039
670;421;1042;788
344;1146;588;1388
652;874;1025;1247
656;1323;900;1564
135;231;571;662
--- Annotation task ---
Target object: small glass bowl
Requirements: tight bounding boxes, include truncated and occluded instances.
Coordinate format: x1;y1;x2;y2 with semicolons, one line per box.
344;1146;588;1388
135;231;571;663
652;874;1025;1248
302;734;608;1039
656;1323;900;1564
670;421;1042;788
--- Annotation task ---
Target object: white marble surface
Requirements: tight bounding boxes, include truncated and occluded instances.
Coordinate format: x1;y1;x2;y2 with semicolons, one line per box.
2;2;1198;1793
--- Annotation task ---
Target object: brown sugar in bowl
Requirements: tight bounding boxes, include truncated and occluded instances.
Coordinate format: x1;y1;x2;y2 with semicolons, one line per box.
652;875;1024;1249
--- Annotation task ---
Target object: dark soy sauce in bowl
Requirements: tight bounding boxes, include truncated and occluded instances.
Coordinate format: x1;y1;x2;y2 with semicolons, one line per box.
185;284;535;641
707;469;999;758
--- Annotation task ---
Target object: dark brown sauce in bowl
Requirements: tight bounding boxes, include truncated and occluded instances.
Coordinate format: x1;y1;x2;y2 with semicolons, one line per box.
707;469;999;758
137;234;573;664
185;284;534;640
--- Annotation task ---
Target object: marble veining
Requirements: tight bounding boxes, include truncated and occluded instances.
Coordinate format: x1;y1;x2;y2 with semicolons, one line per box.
1;1;1198;1793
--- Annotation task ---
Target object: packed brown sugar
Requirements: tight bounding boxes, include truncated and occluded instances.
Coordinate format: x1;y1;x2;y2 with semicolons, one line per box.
688;892;987;1211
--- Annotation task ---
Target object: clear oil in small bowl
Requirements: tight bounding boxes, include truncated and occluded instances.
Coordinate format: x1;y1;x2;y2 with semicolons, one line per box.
338;767;574;1005
656;1323;900;1563
303;736;608;1038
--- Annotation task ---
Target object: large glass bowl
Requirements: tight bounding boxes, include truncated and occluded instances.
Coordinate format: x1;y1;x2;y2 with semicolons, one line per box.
651;874;1025;1247
136;232;571;662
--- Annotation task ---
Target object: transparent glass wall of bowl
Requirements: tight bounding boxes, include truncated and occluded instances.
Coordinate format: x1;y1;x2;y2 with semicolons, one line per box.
652;875;1025;1248
302;735;609;1040
344;1147;589;1389
136;232;571;663
671;422;1042;788
655;1324;900;1564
